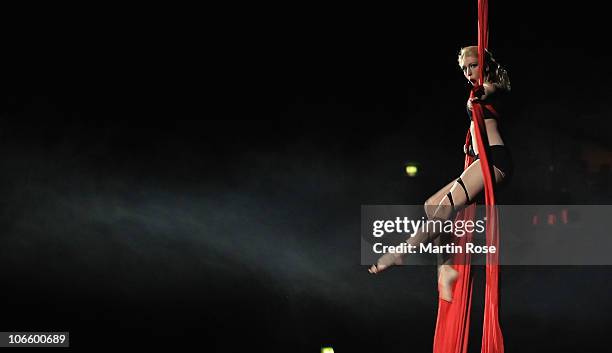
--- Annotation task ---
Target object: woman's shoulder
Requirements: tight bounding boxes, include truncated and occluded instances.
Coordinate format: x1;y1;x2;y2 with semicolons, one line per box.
488;85;510;107
486;87;510;117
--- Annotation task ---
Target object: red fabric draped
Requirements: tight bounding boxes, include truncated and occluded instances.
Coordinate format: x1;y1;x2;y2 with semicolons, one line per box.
432;0;504;352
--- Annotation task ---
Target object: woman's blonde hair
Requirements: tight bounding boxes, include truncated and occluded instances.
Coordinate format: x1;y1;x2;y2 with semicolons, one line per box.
458;46;511;91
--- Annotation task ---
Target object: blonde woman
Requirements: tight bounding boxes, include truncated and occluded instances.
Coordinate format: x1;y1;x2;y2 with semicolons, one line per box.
368;46;513;302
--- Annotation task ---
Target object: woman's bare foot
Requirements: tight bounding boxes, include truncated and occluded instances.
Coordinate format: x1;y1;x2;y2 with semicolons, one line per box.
368;252;404;274
438;265;459;302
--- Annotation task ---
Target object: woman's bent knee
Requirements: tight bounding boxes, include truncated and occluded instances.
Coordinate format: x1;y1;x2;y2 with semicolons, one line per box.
424;200;437;219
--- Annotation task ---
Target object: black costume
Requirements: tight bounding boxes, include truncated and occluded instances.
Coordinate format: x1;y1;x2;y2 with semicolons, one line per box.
447;93;514;209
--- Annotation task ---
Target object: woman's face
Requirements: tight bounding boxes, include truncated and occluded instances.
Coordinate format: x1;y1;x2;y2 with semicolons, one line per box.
460;55;480;85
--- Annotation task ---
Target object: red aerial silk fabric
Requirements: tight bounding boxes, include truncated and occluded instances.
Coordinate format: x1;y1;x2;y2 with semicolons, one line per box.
432;0;504;352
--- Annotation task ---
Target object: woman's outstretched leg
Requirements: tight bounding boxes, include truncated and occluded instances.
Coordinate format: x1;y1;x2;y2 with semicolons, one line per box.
367;179;455;274
368;160;507;300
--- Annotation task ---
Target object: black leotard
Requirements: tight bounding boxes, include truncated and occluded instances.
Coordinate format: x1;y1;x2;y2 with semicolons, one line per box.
466;92;513;180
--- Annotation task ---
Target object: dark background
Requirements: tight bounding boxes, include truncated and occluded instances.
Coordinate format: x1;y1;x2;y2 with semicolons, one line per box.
1;2;610;351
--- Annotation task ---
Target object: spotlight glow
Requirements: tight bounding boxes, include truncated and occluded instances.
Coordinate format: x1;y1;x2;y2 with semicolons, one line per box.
405;163;419;177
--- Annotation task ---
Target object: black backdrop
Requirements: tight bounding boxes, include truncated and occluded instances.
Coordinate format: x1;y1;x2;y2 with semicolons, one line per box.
1;2;610;351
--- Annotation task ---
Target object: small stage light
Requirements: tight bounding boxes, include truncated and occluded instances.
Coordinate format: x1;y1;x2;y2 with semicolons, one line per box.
404;161;420;177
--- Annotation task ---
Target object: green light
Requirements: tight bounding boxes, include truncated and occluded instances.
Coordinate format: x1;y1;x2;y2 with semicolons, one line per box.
321;348;334;353
405;164;419;177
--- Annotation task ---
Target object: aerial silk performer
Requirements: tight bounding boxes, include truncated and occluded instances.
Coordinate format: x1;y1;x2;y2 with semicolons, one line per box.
369;0;511;352
432;0;505;352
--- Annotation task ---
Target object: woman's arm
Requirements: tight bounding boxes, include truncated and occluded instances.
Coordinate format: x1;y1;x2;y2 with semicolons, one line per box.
469;82;506;107
475;82;498;100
